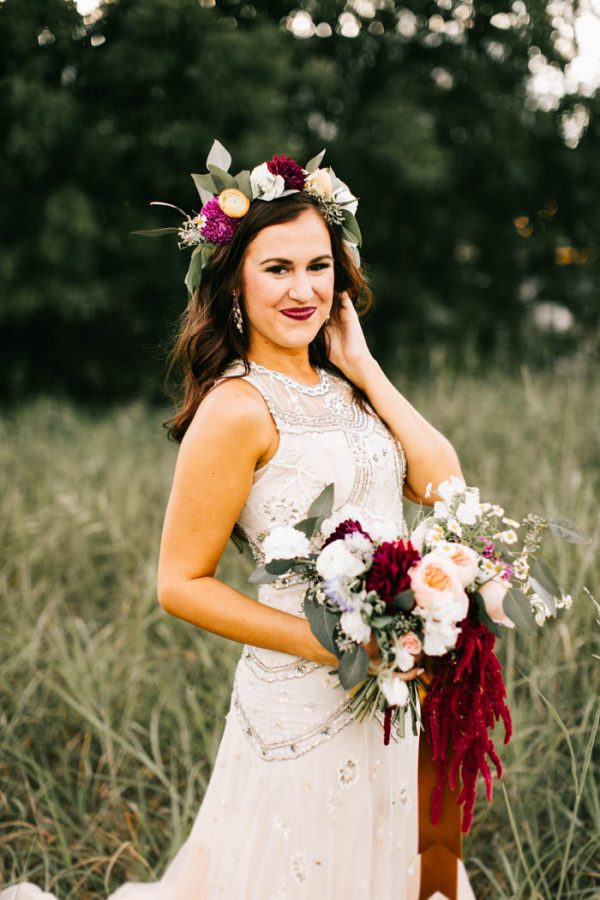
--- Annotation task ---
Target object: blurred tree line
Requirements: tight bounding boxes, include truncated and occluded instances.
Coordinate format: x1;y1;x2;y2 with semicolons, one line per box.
1;0;598;403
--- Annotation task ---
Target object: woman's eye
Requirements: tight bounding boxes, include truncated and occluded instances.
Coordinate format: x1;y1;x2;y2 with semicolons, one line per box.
267;263;330;274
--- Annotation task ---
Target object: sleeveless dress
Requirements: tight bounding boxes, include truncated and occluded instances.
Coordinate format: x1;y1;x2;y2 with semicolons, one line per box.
1;360;476;900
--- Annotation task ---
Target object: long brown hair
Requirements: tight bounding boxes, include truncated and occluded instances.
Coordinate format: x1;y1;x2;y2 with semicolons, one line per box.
162;191;374;444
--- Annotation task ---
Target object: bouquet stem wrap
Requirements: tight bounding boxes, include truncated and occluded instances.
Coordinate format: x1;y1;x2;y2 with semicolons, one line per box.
420;596;513;833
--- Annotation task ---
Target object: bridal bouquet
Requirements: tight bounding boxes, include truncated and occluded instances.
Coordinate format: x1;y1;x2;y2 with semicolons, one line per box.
249;476;589;831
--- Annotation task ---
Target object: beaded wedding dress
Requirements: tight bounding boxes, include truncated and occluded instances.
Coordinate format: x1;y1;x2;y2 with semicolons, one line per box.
1;360;476;900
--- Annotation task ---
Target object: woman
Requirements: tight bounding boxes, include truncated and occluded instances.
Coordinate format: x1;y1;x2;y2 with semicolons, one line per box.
1;151;476;899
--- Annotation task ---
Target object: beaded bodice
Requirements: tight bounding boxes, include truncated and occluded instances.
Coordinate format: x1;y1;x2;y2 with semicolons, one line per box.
213;358;411;761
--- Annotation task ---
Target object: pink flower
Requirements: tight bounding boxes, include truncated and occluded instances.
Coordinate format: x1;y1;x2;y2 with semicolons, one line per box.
198;197;240;245
478;577;515;628
408;550;468;621
400;632;423;655
436;541;480;588
266;154;306;190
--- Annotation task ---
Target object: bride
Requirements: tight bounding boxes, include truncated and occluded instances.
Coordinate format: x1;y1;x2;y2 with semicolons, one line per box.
1;145;477;899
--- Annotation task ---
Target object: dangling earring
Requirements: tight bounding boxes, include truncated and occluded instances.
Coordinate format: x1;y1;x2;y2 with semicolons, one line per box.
232;292;244;334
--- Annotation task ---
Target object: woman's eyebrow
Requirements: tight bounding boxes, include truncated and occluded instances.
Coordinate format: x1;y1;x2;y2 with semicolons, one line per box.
260;254;333;264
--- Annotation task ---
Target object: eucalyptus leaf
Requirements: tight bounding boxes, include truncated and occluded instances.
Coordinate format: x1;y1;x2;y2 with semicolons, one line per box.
341;209;362;245
304;596;340;656
472;591;503;637
207;164;237;192
528;577;557;616
530;557;562;596
304;148;326;173
264;558;299;575
191;173;217;200
185;252;205;296
337;644;370;690
505;587;537;633
294;515;321;539
307;482;335;519
248;566;279;585
548;516;591;544
370;615;394;628
206;138;232;173
130;227;180;237
233;169;253;199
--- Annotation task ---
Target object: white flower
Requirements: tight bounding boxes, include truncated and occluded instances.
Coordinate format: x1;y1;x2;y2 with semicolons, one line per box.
433;500;450;520
393;639;416;673
557;593;573;610
435;541;480;588
379;673;409;707
428;524;445;544
316;539;366;581
320;504;363;539
499;529;518;544
502;517;521;528
262;526;311;563
437;475;467;503
409;518;433;554
425;481;433;498
250;162;286;200
447;517;463;537
339;608;371;643
331;175;358;215
422;619;461;655
455;492;481;525
344;531;374;560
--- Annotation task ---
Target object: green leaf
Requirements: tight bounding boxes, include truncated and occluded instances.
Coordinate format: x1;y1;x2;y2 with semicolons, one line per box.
505;587;537;633
341;209;362;245
233;169;253;199
264;558;300;575
528;577;557;616
191;173;217;201
130;227;180;237
304;148;326;173
472;591;503;637
294;515;321;539
547;516;591;544
370;615;394;627
389;589;415;612
184;251;206;296
337;643;370;689
304;596;340;657
307;483;335;520
531;557;561;596
206;138;232;172
207;164;237;192
248;566;279;585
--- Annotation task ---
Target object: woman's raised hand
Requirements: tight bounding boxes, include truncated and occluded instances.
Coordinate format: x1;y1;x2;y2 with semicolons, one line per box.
324;291;377;389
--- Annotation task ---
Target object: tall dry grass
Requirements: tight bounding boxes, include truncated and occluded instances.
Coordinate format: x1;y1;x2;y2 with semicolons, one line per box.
1;356;598;898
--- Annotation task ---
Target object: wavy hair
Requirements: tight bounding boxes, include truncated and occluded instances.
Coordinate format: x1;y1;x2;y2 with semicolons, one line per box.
162;191;374;444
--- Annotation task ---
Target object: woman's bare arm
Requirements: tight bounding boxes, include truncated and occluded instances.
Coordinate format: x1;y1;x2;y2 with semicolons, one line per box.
353;359;464;505
156;378;338;667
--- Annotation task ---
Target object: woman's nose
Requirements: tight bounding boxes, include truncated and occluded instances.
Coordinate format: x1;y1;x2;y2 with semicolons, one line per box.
287;271;314;301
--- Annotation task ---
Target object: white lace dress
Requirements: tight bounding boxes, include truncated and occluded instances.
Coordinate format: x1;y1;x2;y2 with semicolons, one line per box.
1;361;476;900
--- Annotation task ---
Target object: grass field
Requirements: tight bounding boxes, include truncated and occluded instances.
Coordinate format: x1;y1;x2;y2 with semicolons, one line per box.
1;356;598;899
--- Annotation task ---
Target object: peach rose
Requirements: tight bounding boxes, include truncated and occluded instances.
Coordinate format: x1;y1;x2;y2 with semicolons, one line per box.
409;550;469;621
305;168;333;197
400;632;423;655
478;577;515;628
436;541;480;588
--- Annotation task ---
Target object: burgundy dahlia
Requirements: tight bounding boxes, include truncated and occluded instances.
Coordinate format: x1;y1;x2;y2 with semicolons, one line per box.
322;519;371;549
266;154;306;190
199;197;240;245
365;539;421;606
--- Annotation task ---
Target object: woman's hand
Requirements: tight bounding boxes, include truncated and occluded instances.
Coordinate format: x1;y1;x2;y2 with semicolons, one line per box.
361;634;425;680
324;292;377;389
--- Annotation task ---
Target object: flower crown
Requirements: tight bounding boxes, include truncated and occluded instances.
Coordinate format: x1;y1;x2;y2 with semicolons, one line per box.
132;138;362;295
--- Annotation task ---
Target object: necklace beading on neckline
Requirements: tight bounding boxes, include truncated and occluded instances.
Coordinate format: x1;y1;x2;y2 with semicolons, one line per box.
248;361;331;394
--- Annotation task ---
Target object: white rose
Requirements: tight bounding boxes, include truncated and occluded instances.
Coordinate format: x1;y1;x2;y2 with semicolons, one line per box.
332;177;358;215
250;162;286;201
320;504;363;539
422;620;461;656
339;609;371;644
262;526;311;563
316;539;365;581
379;674;409;707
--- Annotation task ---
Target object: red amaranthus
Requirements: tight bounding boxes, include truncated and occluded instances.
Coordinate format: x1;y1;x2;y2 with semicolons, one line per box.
421;595;513;833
